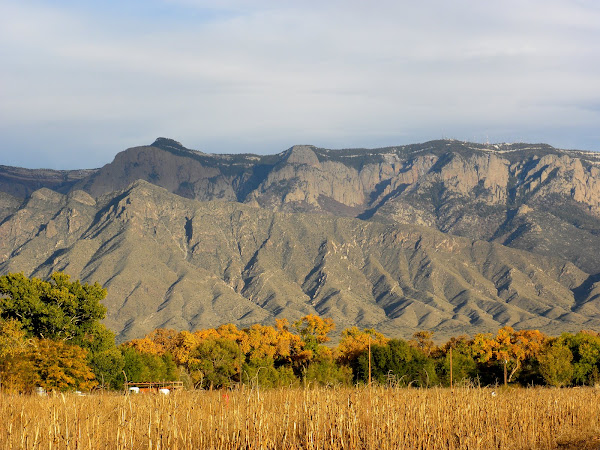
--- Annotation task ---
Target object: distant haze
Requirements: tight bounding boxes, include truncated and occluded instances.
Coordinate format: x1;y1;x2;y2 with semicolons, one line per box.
1;0;599;169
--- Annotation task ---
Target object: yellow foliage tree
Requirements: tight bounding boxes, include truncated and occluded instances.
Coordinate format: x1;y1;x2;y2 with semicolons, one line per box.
125;337;162;355
170;331;203;366
293;315;335;346
32;339;96;391
473;326;548;385
409;331;436;357
0;319;37;392
336;327;389;365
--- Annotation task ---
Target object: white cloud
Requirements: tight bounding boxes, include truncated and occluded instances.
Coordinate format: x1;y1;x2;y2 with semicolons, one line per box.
0;0;599;168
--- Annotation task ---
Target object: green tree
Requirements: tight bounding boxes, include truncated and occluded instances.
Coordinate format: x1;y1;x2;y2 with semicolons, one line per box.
241;356;298;388
303;358;352;386
355;339;438;386
0;272;108;346
437;336;477;386
538;340;574;387
559;332;600;385
188;338;242;389
89;347;125;390
121;346;177;384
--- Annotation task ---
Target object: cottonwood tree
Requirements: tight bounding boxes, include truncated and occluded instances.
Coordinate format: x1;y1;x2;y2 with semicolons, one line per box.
409;331;436;357
32;339;97;391
0;319;36;392
0;272;108;348
538;340;574;387
336;326;389;366
293;315;335;349
188;338;242;389
473;327;547;385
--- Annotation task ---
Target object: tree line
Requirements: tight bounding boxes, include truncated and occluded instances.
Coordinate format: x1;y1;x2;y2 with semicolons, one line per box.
0;272;599;392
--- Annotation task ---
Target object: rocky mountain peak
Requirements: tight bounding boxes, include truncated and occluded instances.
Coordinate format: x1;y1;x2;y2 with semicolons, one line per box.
151;137;188;152
284;145;320;167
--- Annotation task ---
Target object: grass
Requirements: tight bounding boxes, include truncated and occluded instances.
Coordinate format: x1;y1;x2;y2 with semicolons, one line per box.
0;386;599;449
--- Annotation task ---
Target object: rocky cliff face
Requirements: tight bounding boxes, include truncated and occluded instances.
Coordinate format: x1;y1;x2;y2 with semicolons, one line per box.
246;145;367;213
9;139;598;237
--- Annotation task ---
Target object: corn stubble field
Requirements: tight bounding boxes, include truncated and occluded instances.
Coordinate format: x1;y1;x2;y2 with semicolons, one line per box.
0;387;599;449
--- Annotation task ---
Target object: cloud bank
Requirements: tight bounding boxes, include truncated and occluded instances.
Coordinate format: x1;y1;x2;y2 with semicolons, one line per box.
1;0;599;168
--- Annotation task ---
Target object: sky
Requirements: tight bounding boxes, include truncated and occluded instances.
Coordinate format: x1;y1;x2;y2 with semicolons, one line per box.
1;1;599;169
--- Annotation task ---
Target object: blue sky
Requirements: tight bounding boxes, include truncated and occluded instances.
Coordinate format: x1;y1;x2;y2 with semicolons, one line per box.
1;0;599;169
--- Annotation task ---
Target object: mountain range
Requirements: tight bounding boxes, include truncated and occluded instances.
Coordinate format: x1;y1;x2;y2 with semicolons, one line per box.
2;138;600;342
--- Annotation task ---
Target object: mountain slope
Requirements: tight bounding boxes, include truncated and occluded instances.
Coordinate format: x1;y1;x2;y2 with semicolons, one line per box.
5;137;597;273
1;180;598;341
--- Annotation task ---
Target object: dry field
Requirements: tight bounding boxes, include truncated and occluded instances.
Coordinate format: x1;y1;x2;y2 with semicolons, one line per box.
0;386;599;449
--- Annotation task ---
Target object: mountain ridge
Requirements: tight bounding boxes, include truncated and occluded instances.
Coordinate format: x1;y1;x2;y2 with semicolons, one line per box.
2;138;600;341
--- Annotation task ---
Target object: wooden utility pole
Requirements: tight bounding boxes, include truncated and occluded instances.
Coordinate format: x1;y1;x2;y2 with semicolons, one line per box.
449;346;453;391
368;334;372;388
239;347;242;389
